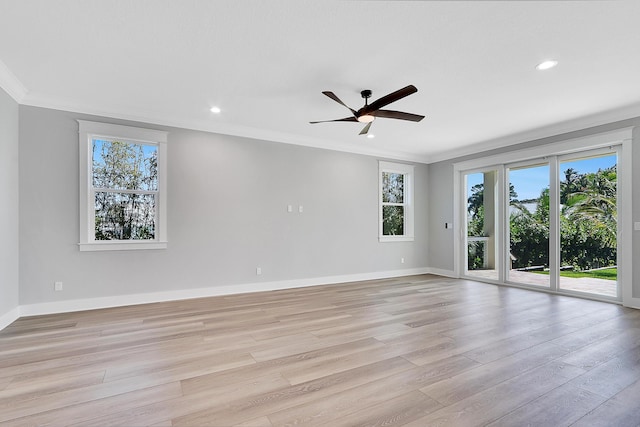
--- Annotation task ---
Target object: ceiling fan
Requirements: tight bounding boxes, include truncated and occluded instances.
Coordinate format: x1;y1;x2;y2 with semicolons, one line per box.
310;85;425;135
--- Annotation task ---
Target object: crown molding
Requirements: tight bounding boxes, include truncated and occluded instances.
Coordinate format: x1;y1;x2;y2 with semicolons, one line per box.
20;93;431;164
427;102;640;164
0;59;27;103
16;88;640;166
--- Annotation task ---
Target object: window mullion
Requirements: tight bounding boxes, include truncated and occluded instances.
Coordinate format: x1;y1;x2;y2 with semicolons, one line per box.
549;156;560;291
93;188;158;195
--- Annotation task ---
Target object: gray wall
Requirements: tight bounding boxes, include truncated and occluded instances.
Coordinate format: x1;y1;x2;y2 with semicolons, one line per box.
427;118;639;297
0;88;19;318
18;106;429;305
428;162;455;272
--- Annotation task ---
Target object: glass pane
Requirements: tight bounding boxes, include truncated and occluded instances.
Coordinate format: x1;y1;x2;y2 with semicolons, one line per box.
382;172;404;203
382;205;404;235
508;164;550;287
559;154;617;297
465;171;498;280
92;139;158;191
95;192;156;240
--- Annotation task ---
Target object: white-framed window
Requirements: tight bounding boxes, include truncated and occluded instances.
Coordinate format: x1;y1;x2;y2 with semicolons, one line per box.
78;120;168;251
379;161;414;242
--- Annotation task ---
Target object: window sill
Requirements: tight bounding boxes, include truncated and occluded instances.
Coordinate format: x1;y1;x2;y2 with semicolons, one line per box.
79;241;168;252
379;236;414;243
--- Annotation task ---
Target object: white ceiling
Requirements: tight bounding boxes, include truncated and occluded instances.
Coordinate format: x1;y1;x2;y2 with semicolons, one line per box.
1;0;640;163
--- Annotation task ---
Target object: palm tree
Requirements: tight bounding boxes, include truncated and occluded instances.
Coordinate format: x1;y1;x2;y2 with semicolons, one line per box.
560;167;580;204
563;167;617;247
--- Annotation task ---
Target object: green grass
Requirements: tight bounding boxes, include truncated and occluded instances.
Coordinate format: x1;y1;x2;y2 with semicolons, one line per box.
531;268;617;280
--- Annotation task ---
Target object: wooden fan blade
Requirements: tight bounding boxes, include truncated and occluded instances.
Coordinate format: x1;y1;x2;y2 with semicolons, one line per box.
366;85;418;112
371;109;425;122
322;91;357;115
310;117;358;124
359;122;372;135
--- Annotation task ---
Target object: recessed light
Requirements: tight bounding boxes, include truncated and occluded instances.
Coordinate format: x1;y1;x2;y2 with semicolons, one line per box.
536;60;558;71
367;134;375;139
210;106;221;113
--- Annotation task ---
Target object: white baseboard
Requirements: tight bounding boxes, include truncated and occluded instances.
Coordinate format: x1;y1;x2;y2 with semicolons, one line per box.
426;267;458;278
0;306;21;331
18;267;433;319
623;297;640;310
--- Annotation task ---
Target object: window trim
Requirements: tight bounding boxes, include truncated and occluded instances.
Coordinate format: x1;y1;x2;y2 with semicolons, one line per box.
78;120;168;251
379;161;415;242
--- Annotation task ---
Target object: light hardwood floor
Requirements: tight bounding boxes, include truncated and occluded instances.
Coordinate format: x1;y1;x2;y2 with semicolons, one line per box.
1;274;640;426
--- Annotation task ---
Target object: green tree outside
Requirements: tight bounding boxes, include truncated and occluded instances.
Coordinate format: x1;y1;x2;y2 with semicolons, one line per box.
467;165;616;274
93;139;158;240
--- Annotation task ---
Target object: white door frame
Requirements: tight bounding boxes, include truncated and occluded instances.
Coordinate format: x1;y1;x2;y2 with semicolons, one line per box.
453;127;635;306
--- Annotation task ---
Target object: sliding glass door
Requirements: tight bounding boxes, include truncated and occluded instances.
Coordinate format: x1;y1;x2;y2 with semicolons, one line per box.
460;147;620;301
506;162;550;288
464;170;500;281
558;152;618;297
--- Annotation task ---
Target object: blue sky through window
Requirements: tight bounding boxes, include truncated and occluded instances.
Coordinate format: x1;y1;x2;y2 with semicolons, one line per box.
93;139;157;165
92;139;158;191
466;154;616;201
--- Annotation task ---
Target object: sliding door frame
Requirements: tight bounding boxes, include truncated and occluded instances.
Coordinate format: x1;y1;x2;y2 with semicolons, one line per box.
556;146;623;300
504;158;553;289
461;167;506;283
453;127;634;306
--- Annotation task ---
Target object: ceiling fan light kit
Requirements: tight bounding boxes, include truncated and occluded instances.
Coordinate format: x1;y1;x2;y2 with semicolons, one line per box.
310;85;425;135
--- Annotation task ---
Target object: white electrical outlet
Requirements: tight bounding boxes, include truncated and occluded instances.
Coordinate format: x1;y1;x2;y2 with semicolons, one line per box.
401;258;405;264
54;281;63;291
287;205;293;213
635;222;640;231
298;205;303;213
256;267;262;275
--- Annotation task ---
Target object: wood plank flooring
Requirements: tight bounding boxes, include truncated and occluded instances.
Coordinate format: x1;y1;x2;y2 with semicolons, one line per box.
1;274;640;426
